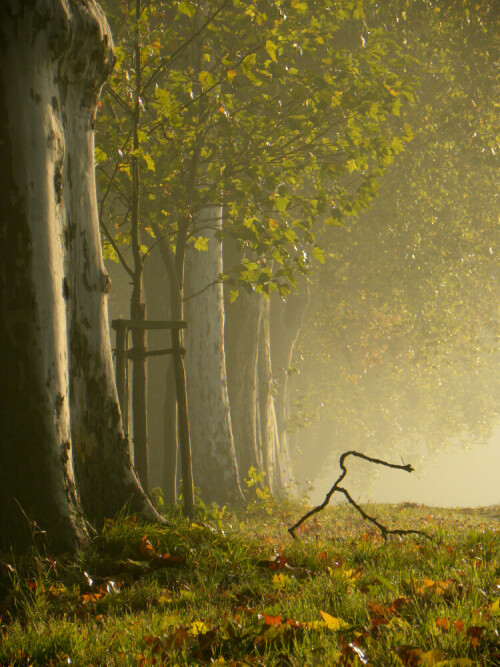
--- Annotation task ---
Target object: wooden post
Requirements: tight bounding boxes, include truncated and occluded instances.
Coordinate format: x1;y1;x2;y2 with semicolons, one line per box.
171;327;195;518
111;318;192;512
131;303;149;494
112;320;128;433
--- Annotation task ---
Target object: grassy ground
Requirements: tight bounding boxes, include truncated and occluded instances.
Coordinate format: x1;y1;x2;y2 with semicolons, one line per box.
0;498;499;666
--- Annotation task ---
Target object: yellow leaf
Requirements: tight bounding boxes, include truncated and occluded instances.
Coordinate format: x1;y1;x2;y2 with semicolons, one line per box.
489;598;500;615
265;40;277;62
190;621;210;636
194;236;209;251
305;620;326;630
319;611;349;630
343;567;363;580
346;159;357;173
272;573;294;588
421;649;446;665
157;594;172;604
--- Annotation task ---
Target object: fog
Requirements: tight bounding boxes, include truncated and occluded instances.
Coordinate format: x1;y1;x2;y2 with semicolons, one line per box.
311;425;500;508
100;0;499;511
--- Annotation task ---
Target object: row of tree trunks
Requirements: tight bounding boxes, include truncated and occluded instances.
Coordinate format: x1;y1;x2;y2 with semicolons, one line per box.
140;228;308;506
0;0;159;552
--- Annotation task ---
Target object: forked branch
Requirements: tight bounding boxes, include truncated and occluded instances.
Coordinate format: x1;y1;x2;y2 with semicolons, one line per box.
288;450;432;542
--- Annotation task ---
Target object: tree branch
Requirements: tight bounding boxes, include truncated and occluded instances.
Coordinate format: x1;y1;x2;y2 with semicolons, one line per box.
288;450;432;542
100;217;134;279
141;0;230;95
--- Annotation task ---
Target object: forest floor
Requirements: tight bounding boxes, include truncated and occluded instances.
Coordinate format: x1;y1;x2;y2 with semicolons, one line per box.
0;498;499;666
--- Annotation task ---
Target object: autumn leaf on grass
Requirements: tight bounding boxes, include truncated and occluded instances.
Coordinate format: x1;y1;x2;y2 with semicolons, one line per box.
416;578;452;595
261;613;283;628
140;535;155;559
143;626;193;654
82;591;104;605
368;600;403;629
319;610;349;631
432;617;465;634
152;552;186;568
190;620;211;636
272;573;295;589
488;598;500;616
328;565;364;583
394;645;447;665
256;553;289;570
139;536;186;568
466;625;485;648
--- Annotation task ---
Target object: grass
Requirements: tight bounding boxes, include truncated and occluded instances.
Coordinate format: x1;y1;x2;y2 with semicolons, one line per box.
0;498;499;666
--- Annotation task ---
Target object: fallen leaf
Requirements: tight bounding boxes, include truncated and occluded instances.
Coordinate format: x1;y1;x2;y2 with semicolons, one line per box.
421;648;447;664
466;625;485;648
139;535;156;560
261;613;283;628
435;617;450;631
319;610;349;630
395;645;424;666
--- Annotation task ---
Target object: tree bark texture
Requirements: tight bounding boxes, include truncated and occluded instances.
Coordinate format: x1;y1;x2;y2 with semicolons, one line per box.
270;285;310;483
0;0;158;551
257;297;292;497
183;209;244;505
142;245;177;499
225;286;294;498
225;289;263;479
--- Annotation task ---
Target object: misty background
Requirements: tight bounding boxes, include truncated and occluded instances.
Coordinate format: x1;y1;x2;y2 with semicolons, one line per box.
99;1;499;509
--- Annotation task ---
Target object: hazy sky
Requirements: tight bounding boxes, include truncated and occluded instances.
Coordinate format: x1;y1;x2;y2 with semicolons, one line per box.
313;425;500;508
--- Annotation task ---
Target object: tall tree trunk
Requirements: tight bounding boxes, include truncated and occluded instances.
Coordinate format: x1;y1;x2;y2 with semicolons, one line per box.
129;0;149;493
225;290;263;479
142;245;178;499
151;220;195;516
257;297;292;497
0;0;159;551
270;285;310;476
183;211;244;504
162;360;178;504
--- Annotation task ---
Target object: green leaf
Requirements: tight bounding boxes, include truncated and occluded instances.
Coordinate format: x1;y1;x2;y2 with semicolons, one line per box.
178;1;196;18
346;159;358;174
194;236;209;251
313;247;325;264
142;153;155;171
229;289;239;303
94;147;107;164
265;40;278;62
198;70;216;90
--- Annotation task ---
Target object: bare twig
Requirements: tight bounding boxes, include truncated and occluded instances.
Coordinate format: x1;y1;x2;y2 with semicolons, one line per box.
288;450;432;542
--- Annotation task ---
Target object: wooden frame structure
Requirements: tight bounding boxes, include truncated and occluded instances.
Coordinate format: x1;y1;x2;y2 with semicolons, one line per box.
111;319;194;517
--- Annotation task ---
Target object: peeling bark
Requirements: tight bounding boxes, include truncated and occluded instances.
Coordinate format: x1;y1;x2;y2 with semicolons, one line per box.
0;0;158;551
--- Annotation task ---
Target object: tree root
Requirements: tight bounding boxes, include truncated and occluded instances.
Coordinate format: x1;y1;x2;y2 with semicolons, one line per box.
288;450;432;542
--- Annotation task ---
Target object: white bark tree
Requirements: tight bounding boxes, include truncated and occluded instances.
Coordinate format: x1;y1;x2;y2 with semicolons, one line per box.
183;209;244;504
0;0;158;552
